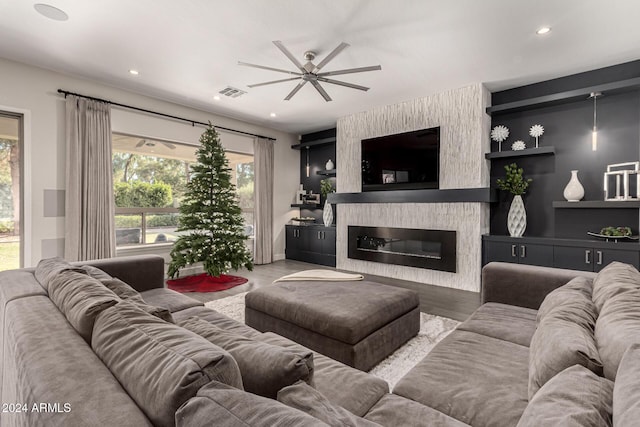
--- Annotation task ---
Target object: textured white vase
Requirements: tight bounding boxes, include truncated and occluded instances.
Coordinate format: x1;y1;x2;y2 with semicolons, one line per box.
325;159;334;170
322;199;333;227
507;195;527;237
563;170;584;202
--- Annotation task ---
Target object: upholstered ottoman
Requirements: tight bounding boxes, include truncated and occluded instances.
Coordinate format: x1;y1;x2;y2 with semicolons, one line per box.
245;280;420;371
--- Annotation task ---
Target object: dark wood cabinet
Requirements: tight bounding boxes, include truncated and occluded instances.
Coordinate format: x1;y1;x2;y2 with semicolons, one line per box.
483;235;640;271
286;225;336;267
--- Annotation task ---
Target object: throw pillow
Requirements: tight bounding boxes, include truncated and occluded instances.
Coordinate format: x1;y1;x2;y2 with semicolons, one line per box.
595;289;640;380
180;316;314;399
278;381;381;427
48;269;119;343
92;301;243;427
592;261;640;313
80;264;113;281
102;277;174;323
34;257;85;291
517;365;613;427
613;344;640;426
175;380;327;427
536;276;593;324
528;293;602;399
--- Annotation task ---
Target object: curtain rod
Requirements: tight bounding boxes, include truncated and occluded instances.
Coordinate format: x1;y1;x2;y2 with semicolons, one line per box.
57;89;276;141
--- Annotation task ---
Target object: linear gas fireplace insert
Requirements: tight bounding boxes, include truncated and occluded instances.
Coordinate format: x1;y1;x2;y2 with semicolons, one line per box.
348;226;456;272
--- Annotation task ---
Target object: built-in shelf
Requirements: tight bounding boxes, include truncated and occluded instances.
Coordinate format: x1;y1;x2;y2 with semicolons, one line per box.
291;203;322;209
291;137;337;150
316;169;336;176
485;146;555;160
487;77;640;116
328;188;496;204
553;201;640;209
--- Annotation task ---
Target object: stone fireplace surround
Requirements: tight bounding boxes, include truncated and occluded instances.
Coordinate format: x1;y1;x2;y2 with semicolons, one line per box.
335;84;491;292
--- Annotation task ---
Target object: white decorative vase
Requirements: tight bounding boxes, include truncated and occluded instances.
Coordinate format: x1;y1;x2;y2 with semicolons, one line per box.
322;199;333;227
325;159;334;170
563;170;584;202
507;195;527;237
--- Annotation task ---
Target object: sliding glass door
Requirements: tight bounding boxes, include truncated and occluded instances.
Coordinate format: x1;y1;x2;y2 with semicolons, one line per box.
0;112;22;270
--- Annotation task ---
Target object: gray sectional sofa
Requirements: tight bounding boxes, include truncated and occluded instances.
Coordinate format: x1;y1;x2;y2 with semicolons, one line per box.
1;255;638;426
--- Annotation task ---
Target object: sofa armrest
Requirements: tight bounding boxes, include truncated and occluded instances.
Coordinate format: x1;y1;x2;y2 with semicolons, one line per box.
481;262;595;310
73;255;165;292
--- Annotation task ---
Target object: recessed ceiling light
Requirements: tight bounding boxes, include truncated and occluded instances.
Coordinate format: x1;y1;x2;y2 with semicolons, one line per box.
34;3;68;21
128;69;139;75
536;27;551;35
269;112;277;118
213;95;221;101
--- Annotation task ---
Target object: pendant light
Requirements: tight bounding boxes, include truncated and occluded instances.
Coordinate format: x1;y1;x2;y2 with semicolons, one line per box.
305;146;310;177
590;92;601;151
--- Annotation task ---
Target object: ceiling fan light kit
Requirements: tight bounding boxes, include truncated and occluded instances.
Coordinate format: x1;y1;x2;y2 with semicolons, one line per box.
239;41;381;102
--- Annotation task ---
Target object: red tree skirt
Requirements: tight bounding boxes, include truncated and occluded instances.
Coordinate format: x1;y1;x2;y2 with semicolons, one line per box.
167;273;248;293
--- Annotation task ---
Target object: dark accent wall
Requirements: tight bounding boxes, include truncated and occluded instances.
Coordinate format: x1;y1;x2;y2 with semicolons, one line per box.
490;61;640;239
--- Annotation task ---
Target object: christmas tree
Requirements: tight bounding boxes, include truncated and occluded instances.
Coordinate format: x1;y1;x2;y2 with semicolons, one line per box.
168;124;253;278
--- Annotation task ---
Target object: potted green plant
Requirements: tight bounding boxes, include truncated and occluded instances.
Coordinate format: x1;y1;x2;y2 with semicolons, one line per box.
496;163;532;237
320;179;335;227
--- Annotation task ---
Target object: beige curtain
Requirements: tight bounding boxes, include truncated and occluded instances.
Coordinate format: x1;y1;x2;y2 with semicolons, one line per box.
253;137;274;264
64;95;115;261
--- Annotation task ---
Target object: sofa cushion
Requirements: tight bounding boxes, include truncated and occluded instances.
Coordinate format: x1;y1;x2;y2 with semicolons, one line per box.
613;344;640;426
140;287;203;312
517;365;613;427
595;289;640;380
175;381;327;427
277;381;380;427
536;276;593;324
103;277;174;322
457;302;537;347
393;330;529;427
528;293;602;398
92;301;243;427
364;394;471;427
180;317;313;399
4;296;153;426
34;257;85;291
258;332;388;417
80;264;113;281
48;270;119;343
173;305;262;338
592;261;640;313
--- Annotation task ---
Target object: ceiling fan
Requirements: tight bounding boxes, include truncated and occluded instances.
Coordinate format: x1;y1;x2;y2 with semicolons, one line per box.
135;139;176;150
239;41;382;102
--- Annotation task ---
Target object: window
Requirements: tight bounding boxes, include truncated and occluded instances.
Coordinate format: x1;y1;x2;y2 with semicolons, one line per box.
0;113;21;271
112;133;254;248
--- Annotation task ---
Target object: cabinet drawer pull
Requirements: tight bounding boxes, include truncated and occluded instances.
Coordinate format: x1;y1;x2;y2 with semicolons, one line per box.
585;250;591;264
520;245;526;258
596;250;603;265
511;245;517;258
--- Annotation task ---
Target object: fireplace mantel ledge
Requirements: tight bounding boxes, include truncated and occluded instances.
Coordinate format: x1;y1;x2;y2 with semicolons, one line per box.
327;187;496;204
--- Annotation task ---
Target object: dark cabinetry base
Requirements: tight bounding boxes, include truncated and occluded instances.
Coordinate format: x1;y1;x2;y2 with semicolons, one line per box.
285;225;336;267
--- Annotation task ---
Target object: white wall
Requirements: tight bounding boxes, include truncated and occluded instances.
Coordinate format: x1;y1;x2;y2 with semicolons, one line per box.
0;57;299;266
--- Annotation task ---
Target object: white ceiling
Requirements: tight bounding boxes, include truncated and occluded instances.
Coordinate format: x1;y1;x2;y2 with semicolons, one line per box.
1;0;639;134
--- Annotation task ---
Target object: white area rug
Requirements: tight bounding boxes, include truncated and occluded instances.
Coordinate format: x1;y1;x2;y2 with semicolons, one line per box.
205;292;460;389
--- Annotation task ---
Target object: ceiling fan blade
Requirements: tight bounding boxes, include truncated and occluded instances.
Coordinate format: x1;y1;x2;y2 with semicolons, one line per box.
136;140;145;148
248;77;302;88
310;80;332;102
317;77;369;91
317;65;382;77
273;40;306;73
284;80;308;101
314;42;350;72
238;61;301;76
161;141;176;149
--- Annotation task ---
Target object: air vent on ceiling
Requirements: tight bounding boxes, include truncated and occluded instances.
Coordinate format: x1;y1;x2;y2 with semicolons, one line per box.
218;86;247;98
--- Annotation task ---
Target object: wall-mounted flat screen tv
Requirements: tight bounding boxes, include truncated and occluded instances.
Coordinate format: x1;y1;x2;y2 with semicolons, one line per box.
361;127;440;192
